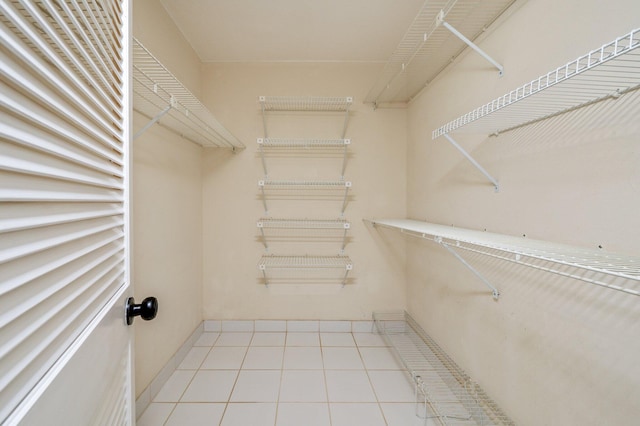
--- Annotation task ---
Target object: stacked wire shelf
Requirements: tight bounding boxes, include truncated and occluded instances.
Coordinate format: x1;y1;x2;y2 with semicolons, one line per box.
132;38;245;150
257;96;353;285
373;311;514;426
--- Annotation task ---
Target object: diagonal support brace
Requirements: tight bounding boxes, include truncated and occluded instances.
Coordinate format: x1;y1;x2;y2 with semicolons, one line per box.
442;134;499;192
437;10;504;76
436;237;500;300
134;104;172;139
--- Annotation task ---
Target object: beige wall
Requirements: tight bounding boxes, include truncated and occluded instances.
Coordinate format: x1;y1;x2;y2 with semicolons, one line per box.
405;0;640;424
132;0;204;397
200;62;407;320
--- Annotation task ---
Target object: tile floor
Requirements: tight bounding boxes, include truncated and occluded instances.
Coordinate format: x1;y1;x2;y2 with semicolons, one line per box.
137;330;431;425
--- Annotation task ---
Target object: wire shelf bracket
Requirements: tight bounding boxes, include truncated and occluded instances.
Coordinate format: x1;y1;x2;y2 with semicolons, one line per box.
367;219;640;297
437;10;504;77
132;38;245;150
442;133;499;192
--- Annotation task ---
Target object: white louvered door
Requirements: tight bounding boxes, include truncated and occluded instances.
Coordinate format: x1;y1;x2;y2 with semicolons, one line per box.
0;0;133;424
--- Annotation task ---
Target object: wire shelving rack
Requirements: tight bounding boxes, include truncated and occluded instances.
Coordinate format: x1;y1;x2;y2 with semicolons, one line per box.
431;28;640;190
367;219;640;298
257;218;350;251
258;255;353;286
132;38;245;150
373;311;515;425
364;0;516;106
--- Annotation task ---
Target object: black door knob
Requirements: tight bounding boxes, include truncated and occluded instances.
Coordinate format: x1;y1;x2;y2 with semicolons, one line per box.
126;296;158;325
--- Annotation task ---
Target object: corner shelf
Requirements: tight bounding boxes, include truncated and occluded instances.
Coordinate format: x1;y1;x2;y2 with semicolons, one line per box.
365;0;516;106
431;28;640;189
367;219;640;297
373;311;515;425
257;218;350;251
258;255;353;286
132;38;245;150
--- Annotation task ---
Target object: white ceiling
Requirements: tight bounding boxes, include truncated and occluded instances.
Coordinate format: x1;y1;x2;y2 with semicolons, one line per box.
159;0;426;62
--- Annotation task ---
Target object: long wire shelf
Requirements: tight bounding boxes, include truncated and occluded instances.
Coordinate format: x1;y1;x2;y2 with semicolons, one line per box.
259;96;353;112
257;218;350;230
258;255;353;285
373;311;515;425
367;219;640;297
132;38;245;150
365;0;516;106
433;28;640;138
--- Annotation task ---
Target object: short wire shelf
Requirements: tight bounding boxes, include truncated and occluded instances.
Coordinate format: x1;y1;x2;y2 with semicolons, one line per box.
258;255;353;285
257;218;350;251
258;179;351;189
259;96;353;112
368;219;640;297
433;28;640;138
258;138;350;149
132;38;245;150
373;311;515;426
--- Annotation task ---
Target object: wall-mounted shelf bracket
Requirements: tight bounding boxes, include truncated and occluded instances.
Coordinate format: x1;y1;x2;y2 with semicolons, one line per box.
437;10;504;76
442;134;499;192
435;237;500;300
134;104;172;140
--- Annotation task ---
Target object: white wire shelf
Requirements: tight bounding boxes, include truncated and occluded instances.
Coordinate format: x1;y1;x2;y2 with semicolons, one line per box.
259;96;353;112
365;0;516;106
258;255;353;285
257;218;350;230
258;179;351;189
433;28;640;138
257;138;350;149
373;311;515;425
367;218;640;297
257;218;350;251
132;38;245;150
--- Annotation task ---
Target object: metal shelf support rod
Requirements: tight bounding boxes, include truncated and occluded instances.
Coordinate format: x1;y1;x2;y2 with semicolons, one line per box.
258;181;269;214
437;239;500;300
340;139;350;180
442;134;499;192
257;139;269;177
133;104;172;140
438;11;504;76
340;183;351;216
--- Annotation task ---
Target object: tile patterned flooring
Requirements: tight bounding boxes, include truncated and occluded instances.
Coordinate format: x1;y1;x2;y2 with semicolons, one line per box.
137;330;430;425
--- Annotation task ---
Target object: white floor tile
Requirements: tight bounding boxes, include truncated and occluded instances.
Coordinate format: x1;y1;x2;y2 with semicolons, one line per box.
153;370;196;402
368;370;415;402
279;370;327;402
359;347;403;370
380;403;436;426
287;320;319;332
283;346;323;369
201;346;247;369
255;320;287;332
286;332;320;346
276;403;331;426
222;320;254;332
221;403;277;426
177;346;211;370
320;332;355;346
230;370;281;402
215;332;254;346
194;332;220;346
325;370;376;402
181;370;238;402
252;332;286;346
322;347;364;370
351;321;374;333
136;403;175;426
353;332;387;347
243;347;284;369
204;320;222;332
329;403;386;426
319;320;351;332
165;403;226;426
